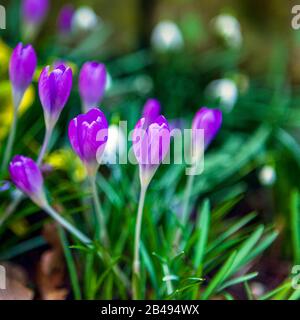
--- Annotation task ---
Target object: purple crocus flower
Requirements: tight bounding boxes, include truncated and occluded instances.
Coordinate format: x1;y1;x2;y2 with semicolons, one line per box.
9;155;46;206
57;4;74;34
142;98;161;127
39;64;73;129
133;115;170;187
79;62;107;111
9;43;37;103
192;107;222;149
22;0;49;25
68;108;108;175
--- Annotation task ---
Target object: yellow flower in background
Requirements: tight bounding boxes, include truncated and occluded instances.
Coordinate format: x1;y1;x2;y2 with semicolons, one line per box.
46;149;87;182
0;40;11;75
0;82;35;140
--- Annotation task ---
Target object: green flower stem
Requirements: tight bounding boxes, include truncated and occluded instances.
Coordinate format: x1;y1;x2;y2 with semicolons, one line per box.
37;126;53;166
89;176;110;247
43;203;91;245
132;184;147;300
44;200;130;290
89;175;131;291
43;202;130;290
174;168;196;248
1;92;22;173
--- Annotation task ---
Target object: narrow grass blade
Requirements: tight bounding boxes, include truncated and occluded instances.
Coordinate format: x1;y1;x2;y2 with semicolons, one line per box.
218;272;258;292
202;251;237;300
58;226;82;300
291;190;300;264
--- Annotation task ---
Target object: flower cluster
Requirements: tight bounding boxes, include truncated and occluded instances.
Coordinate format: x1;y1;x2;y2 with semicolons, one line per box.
4;41;223;299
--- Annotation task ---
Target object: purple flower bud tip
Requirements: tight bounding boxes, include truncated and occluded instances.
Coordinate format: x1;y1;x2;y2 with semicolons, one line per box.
192;107;222;148
0;181;11;193
22;0;49;25
133;115;171;186
9;43;37;98
68;108;108;175
57;4;74;34
79;62;107;110
142;98;161;127
39;64;73;129
9;155;46;206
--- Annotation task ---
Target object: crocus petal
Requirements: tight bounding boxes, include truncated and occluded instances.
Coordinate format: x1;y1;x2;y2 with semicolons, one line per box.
192;107;222;148
22;0;49;25
68;108;108;171
9;43;37;95
133;115;170;177
142;98;161;127
57;4;74;34
79;62;107;109
39;65;73;127
9;155;44;198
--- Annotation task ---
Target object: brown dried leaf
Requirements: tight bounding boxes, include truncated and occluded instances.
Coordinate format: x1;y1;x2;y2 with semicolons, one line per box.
0;262;33;300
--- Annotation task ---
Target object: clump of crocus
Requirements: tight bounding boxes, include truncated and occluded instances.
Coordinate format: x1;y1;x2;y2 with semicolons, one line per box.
57;4;75;35
132;111;171;299
68;108;109;244
79;62;107;112
9;155;90;244
22;0;49;41
37;64;73;165
1;43;37;172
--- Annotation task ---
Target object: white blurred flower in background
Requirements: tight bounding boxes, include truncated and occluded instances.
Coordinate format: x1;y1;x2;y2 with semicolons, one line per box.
72;6;100;33
259;165;276;186
205;78;238;112
151;20;184;52
102;125;126;165
212;14;242;48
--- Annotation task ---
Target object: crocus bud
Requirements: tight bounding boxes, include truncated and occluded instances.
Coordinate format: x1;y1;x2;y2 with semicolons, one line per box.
9;43;37;106
22;0;49;26
9;155;47;206
79;62;107;111
192;107;222;149
133;115;170;187
39;64;73;130
142;98;161;127
68;108;108;176
57;4;74;35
